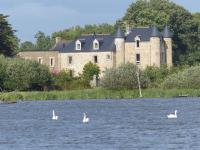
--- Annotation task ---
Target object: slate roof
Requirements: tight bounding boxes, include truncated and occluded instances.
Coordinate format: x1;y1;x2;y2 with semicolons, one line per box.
51;26;171;52
126;27;161;42
50;40;70;51
163;26;172;38
59;34;116;53
115;27;125;38
151;26;160;37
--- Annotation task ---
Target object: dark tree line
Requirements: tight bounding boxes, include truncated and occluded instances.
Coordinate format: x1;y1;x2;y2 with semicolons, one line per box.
0;14;19;56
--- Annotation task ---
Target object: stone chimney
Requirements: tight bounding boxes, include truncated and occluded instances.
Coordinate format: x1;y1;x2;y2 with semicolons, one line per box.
125;22;131;35
55;37;62;44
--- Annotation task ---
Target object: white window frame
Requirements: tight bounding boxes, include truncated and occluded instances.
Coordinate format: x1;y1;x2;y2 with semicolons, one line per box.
49;57;55;67
76;40;81;50
135;36;141;48
93;39;99;50
37;57;43;64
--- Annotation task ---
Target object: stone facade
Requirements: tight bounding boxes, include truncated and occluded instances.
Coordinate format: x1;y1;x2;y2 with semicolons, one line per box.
59;51;114;77
17;51;60;73
18;26;173;77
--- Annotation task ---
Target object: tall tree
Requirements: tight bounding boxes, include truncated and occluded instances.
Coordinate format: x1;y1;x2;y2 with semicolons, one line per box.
20;41;35;51
35;31;53;50
0;14;18;56
52;24;115;40
120;0;199;65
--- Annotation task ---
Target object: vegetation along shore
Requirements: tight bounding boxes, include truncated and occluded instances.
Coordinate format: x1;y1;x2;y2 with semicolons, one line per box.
0;88;199;102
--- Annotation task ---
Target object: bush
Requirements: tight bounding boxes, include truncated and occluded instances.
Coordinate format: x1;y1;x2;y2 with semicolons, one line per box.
101;63;149;89
163;66;200;89
0;55;8;90
53;70;73;90
2;57;52;91
143;65;170;87
82;61;100;83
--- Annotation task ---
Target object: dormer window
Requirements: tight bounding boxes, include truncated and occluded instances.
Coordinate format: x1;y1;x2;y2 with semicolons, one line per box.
93;39;99;50
135;36;141;48
76;40;81;50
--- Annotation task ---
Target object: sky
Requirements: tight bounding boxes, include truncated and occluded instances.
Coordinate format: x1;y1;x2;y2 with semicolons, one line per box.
0;0;199;43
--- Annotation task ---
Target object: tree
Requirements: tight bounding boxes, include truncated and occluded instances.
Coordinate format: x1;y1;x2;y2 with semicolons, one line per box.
3;58;52;91
82;62;100;82
101;63;149;89
53;70;73;90
20;41;35;51
35;31;53;50
0;14;19;56
120;0;199;65
52;24;115;41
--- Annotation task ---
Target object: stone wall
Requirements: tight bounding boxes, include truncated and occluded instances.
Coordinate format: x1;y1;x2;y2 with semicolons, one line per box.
125;42;151;69
17;51;60;73
59;51;114;77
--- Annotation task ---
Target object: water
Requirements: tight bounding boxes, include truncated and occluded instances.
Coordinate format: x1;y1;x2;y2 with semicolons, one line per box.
0;98;200;150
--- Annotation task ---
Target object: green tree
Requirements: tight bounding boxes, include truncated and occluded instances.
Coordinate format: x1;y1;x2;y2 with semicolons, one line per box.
20;41;35;51
0;55;8;90
101;63;149;89
82;62;100;82
53;70;73;90
120;0;199;64
35;31;53;50
52;24;115;40
0;14;19;56
163;66;200;89
4;58;52;91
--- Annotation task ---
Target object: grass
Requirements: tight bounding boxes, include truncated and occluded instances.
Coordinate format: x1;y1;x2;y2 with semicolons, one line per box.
0;88;199;102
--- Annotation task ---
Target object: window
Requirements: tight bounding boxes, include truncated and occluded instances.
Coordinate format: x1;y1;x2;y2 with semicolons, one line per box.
94;56;98;63
38;57;43;64
76;40;81;50
50;57;55;67
136;54;140;64
135;36;141;48
69;70;73;77
136;40;140;48
68;56;73;64
77;43;81;50
106;54;111;60
93;39;99;50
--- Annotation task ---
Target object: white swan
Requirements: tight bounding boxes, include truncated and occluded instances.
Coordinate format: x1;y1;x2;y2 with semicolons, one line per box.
82;113;89;123
167;110;177;119
52;110;58;120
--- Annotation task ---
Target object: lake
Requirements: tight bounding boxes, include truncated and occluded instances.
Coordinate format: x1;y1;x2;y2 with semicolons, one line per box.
0;98;200;149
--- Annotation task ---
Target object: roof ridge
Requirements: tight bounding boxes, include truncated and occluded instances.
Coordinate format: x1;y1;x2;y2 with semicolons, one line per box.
81;34;110;36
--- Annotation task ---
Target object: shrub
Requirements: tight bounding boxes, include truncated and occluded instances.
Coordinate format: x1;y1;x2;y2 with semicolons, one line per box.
143;65;170;87
53;70;73;90
0;55;8;90
101;63;149;89
3;58;52;91
163;66;200;89
82;61;100;83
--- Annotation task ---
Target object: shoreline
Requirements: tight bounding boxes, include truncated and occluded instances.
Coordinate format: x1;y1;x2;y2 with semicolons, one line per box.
0;88;199;102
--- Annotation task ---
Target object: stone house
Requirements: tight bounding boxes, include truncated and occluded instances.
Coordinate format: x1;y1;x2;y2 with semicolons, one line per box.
18;26;172;77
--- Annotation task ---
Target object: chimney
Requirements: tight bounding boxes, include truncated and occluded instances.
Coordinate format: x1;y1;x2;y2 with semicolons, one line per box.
55;37;62;44
125;22;131;35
